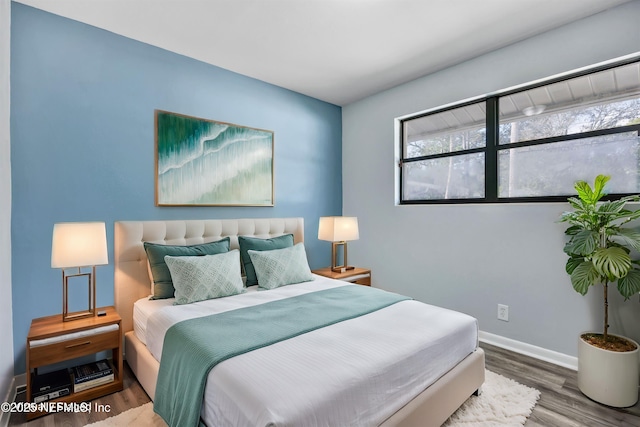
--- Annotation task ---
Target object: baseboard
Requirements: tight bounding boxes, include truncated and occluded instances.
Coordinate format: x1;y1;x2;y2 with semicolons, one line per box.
479;330;578;371
14;373;26;391
0;379;10;427
0;373;25;427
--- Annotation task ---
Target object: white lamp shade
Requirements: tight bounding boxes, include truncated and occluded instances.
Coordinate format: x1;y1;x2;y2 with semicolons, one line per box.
318;217;359;242
51;222;108;268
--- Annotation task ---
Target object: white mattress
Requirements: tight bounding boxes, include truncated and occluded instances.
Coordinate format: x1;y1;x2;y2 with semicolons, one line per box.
136;276;478;427
134;296;171;345
133;285;259;345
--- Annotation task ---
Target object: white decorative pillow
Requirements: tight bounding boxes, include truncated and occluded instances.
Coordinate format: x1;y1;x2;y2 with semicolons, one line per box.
164;250;244;305
248;243;314;290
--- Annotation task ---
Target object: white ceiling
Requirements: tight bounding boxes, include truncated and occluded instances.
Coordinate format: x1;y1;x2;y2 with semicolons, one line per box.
15;0;633;106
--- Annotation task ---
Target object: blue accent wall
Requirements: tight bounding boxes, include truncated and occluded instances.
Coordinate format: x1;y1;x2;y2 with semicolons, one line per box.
10;4;342;374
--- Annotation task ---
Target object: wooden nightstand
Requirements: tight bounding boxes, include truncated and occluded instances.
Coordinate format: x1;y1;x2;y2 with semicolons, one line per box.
25;306;123;420
312;267;372;286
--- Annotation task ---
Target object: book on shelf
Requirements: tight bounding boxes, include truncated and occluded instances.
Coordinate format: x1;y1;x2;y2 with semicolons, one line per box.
31;368;71;403
73;373;114;393
71;359;113;384
33;387;70;403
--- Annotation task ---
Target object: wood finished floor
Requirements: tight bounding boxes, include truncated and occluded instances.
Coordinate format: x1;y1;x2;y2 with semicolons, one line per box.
9;363;151;427
9;343;640;426
482;342;640;427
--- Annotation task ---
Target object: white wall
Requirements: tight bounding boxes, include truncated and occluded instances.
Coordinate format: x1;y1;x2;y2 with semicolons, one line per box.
343;1;640;358
0;0;14;403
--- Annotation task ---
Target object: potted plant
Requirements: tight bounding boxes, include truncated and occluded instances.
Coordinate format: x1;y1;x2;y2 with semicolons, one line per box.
560;174;640;407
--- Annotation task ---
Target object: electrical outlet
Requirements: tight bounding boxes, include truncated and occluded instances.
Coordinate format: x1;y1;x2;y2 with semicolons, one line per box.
498;304;509;321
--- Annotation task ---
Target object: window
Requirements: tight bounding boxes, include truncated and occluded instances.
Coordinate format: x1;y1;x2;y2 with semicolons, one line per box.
399;60;640;203
402;102;486;201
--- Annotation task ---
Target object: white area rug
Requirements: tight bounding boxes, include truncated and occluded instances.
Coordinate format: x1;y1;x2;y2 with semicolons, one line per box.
85;370;540;426
84;403;165;427
443;370;541;426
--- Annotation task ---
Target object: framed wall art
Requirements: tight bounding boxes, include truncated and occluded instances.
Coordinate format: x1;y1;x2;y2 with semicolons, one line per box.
155;110;274;206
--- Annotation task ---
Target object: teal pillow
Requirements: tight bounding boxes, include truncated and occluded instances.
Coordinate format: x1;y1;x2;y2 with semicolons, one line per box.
249;243;314;290
238;234;294;286
164;251;245;305
144;238;230;299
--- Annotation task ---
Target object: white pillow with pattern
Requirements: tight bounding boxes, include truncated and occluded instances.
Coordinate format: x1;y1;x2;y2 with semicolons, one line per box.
248;243;314;290
164;250;245;305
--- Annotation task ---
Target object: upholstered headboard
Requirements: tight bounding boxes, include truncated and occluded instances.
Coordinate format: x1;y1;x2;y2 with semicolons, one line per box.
114;218;304;333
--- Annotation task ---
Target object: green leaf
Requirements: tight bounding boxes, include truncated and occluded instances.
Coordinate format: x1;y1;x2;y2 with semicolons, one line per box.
566;257;583;275
567;197;588;212
608;241;631;254
620;208;640;224
613;228;640;253
618;195;640;204
559;211;577;224
617;269;640;299
574;181;594;204
574;175;610;205
563;229;599;256
592;175;610;201
592;247;632;281
564;225;582;236
596;200;626;215
570;261;600;295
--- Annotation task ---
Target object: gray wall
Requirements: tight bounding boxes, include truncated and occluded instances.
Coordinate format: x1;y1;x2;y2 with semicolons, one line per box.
342;1;640;357
0;0;14;403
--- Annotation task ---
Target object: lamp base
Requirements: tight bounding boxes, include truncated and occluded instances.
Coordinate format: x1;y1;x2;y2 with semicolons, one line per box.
62;267;97;322
331;266;355;273
330;241;355;273
63;310;95;322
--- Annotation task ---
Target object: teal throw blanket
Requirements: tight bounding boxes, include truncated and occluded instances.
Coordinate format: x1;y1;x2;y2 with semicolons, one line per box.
153;285;410;427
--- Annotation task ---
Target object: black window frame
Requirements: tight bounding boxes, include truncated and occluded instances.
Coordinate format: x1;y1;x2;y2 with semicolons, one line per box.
399;57;640;205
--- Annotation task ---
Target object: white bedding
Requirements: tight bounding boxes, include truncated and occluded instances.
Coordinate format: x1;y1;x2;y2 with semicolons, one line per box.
133;286;260;345
137;276;478;427
134;296;170;345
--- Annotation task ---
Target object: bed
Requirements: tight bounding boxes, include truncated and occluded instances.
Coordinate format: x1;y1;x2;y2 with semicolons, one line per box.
114;217;485;427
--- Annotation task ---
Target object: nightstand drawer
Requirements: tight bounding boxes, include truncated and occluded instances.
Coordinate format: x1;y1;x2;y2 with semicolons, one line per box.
352;276;371;286
29;329;120;367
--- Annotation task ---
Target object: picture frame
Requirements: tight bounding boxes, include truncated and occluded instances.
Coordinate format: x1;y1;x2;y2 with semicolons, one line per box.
155;110;274;206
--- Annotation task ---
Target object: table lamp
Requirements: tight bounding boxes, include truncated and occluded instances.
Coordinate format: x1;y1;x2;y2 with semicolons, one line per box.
318;216;359;272
51;222;108;321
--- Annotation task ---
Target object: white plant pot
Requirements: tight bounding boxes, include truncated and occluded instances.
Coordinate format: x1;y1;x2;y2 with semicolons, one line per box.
578;333;639;407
